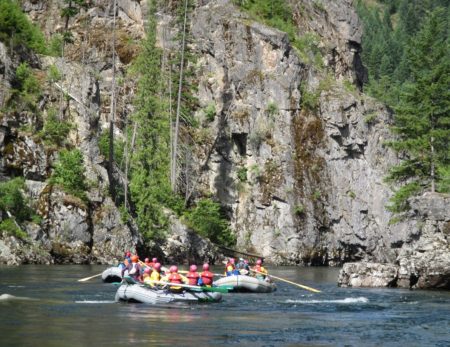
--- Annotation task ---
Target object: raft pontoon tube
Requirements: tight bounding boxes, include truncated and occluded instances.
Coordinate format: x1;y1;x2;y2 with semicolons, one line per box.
102;267;123;283
214;275;276;293
115;282;222;304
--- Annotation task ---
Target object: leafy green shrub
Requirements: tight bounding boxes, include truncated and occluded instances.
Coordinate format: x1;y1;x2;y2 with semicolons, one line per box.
363;112;377;124
204;103;216;122
237;166;247;182
40;109;72;146
0;177;32;221
386;182;421;214
98;130;125;169
300;83;320;112
15;63;40;95
436;165;450;193
293;204;305;215
50;149;87;200
47;65;62;82
294;32;323;67
185;198;236;247
266;101;278;118
0;219;28;239
312;190;321;200
48;34;63;57
0;0;47;54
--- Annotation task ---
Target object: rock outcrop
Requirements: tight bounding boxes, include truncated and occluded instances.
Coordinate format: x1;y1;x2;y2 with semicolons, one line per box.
338;193;450;289
0;1;144;264
172;0;399;266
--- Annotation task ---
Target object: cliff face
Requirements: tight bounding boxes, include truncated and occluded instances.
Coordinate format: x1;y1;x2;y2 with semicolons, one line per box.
0;0;448;272
177;0;398;265
0;0;146;264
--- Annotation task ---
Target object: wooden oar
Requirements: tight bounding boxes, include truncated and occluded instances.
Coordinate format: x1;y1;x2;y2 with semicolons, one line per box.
250;269;321;293
78;273;103;282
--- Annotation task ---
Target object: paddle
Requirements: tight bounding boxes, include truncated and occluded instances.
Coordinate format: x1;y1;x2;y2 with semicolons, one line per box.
250;269;321;293
78;273;103;282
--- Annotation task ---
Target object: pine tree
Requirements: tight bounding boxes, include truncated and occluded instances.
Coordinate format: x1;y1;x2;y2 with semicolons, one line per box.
385;7;450;212
129;0;178;240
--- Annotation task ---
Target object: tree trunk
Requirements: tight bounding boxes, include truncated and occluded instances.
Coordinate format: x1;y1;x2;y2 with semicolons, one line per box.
124;121;138;209
171;0;188;192
108;0;118;198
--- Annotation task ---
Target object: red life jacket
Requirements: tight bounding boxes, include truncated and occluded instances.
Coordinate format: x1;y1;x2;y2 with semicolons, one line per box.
168;273;183;284
186;271;200;286
201;271;214;285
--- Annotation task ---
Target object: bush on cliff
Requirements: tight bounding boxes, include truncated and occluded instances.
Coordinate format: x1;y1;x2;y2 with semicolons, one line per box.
50;149;87;201
0;0;47;54
184;199;236;247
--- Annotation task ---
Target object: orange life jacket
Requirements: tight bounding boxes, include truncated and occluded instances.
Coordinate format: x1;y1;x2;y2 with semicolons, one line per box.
186;271;200;286
168;273;183;284
201;271;214;286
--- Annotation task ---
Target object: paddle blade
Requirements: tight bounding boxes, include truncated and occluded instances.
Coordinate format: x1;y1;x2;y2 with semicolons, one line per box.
78;273;102;282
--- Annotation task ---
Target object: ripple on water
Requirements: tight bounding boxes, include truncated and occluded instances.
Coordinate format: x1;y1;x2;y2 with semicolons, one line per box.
285;297;369;304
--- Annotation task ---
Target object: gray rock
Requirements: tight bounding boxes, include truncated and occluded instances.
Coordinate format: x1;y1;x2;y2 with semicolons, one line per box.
161;212;225;264
338;262;398;288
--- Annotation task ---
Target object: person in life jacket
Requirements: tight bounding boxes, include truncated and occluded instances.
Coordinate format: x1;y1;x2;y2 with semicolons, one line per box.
236;258;249;274
161;265;187;293
146;257;157;268
186;264;200;286
243;259;250;272
142;267;151;282
225;258;239;276
144;258;152;267
126;255;142;281
252;259;268;280
200;263;214;287
119;251;132;271
143;263;162;287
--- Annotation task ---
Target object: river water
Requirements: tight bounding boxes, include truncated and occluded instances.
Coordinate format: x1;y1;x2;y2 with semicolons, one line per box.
0;265;449;347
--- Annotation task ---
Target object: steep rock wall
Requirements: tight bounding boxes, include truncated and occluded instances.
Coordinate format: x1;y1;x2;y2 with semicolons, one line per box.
173;0;448;267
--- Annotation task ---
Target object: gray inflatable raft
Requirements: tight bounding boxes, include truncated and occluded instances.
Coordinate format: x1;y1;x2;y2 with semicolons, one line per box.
115;282;222;304
214;275;276;293
102;267;123;283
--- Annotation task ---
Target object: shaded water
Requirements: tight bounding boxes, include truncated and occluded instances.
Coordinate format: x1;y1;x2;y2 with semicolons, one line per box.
0;265;449;346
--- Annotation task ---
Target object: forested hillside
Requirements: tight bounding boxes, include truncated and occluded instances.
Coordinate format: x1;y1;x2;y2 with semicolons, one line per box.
357;0;449;213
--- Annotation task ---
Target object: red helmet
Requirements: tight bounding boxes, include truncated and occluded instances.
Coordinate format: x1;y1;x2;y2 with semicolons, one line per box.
169;265;178;273
125;251;131;257
131;255;139;263
152;257;158;263
230;258;235;264
154;263;161;271
144;268;151;274
189;264;197;272
256;259;262;265
144;258;150;263
202;263;209;270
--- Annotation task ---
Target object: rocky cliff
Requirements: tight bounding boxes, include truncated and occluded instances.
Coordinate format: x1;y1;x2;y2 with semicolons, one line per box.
0;0;448;280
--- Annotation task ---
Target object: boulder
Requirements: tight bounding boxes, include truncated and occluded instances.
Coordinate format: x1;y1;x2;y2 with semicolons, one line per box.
338;262;398;288
160;213;225;265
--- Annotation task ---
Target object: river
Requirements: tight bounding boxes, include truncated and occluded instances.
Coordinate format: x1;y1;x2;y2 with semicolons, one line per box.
0;265;449;347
